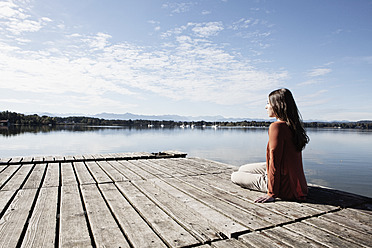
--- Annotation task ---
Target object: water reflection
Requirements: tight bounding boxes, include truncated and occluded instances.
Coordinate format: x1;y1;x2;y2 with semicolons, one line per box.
0;125;182;136
0;125;97;136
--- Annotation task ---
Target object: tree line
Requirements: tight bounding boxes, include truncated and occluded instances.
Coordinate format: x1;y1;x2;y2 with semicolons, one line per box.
1;111;371;129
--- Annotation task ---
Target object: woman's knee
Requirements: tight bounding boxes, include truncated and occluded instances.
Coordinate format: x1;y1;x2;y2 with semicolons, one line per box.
238;162;266;173
231;171;239;183
231;171;267;192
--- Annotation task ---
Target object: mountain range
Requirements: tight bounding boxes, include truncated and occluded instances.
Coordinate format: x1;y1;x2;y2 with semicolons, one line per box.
33;112;359;123
36;112;270;122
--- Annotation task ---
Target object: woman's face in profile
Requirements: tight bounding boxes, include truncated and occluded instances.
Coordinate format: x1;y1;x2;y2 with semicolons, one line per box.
265;99;276;118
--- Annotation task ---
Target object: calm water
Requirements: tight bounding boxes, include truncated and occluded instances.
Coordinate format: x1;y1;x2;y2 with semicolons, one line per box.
1;125;371;198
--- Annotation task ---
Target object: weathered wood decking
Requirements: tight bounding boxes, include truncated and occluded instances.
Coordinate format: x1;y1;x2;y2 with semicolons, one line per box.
0;152;371;248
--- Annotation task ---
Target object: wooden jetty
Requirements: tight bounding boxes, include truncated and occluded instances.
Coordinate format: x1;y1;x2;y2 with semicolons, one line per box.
0;151;371;248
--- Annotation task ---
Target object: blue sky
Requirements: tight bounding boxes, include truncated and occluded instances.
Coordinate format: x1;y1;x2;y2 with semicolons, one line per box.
0;0;371;121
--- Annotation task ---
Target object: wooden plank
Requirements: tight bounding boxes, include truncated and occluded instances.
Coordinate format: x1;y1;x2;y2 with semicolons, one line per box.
154;158;200;176
102;153;116;159
304;216;372;247
211;238;252;248
134;152;154;158
0;165;21;189
85;161;112;184
176;158;235;174
263;226;327;248
80;184;130;248
54;156;65;162
127;159;168;178
21;157;33;163
82;154;95;160
319;209;372;235
73;155;85;161
0;165;6;172
60;185;92;247
0;189;38;248
107;161;143;181
116;181;200;247
353;202;372;215
73;162;95;185
133;179;224;243
140;159;184;178
99;183;167;248
0;190;15;213
177;175;291;227
190;157;237;170
239;231;291;247
147;179;247;238
194;244;212;248
9;157;23;164
23;163;47;189
42;163;59;188
110;153;129;159
92;154;105;160
33;156;44;163
115;152;153;159
0;158;11;165
95;161;129;182
164;177;275;232
283;221;361;248
64;155;75;162
61;162;78;186
163;150;187;157
119;160;156;179
200;172;326;219
21;187;58;248
43;156;55;163
1;164;33;191
111;153;135;159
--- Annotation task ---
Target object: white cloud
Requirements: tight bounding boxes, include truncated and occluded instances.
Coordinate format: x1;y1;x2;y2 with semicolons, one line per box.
228;18;273;52
332;29;343;35
0;0;287;113
161;22;224;39
0;0;51;35
162;2;195;14
298;80;317;86
148;20;158;25
230;18;261;30
307;68;332;77
191;22;224;38
0;1;25;19
3;28;287;107
298;90;329;107
0;98;37;104
81;32;112;50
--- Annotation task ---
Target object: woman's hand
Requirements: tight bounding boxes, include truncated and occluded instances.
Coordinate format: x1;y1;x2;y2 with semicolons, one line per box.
254;194;275;203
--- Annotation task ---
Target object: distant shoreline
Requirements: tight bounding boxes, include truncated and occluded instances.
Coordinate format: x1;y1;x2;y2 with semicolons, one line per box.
1;111;371;129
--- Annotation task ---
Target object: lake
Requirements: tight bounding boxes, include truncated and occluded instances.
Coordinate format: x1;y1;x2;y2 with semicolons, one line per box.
1;125;371;198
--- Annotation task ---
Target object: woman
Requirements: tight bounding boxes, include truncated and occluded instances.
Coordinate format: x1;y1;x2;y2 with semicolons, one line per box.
231;88;309;203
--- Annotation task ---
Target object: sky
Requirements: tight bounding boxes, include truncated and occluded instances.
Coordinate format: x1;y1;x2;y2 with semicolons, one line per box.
0;0;371;121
